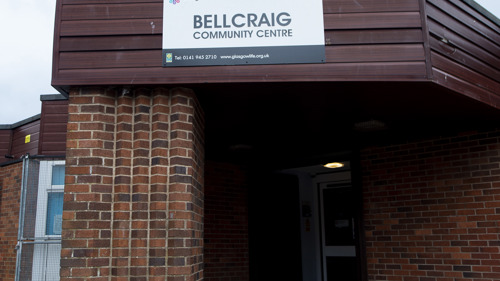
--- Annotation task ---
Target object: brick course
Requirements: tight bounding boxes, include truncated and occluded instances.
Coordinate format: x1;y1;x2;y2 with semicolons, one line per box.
0;162;22;281
361;128;500;281
62;87;204;281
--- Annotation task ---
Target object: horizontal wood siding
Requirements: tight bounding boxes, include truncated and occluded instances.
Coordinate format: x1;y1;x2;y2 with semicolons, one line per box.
323;12;421;29
0;130;12;160
55;62;427;85
39;100;69;156
325;29;423;45
323;0;419;13
426;0;500;109
59;35;162;52
61;3;162;20
53;0;427;87
59;45;426;70
10;120;40;157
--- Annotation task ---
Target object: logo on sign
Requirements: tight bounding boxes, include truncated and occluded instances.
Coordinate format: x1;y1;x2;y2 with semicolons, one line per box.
166;53;173;63
169;0;180;4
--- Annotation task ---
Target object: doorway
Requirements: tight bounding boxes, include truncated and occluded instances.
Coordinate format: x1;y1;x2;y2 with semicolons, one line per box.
248;173;303;281
292;163;364;281
247;162;364;281
318;181;359;281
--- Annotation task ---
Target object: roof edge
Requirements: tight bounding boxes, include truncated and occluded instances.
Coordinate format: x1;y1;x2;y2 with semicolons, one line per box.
466;0;500;26
0;114;41;130
0;155;66;167
40;93;68;101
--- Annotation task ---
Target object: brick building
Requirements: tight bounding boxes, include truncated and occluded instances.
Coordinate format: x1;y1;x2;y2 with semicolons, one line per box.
0;94;68;281
0;161;23;281
1;0;499;281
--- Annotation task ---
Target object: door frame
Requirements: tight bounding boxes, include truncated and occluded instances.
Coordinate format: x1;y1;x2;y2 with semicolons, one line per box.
288;159;366;281
316;172;354;281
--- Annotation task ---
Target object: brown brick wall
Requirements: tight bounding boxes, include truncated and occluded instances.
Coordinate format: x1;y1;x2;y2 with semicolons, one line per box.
62;87;204;281
0;162;22;281
204;162;249;281
361;129;500;281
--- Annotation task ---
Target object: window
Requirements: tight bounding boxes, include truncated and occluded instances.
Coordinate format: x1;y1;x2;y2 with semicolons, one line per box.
32;161;65;281
35;162;64;238
46;192;63;236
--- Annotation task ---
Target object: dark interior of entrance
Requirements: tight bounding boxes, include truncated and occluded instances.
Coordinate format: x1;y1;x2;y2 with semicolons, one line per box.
196;81;500;164
199;81;500;281
249;173;303;281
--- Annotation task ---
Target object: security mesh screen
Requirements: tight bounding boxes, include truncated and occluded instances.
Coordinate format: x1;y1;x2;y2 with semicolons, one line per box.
18;243;34;281
22;159;40;240
17;158;64;281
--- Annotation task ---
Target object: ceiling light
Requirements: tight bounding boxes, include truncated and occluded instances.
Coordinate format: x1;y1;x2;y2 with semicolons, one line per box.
323;162;344;169
354;119;387;132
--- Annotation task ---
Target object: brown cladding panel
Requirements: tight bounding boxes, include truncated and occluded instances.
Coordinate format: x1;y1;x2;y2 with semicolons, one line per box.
59;44;426;69
0;130;12;158
61;0;420;13
59;30;423;52
55;62;428;85
431;52;500;95
325;29;423;45
432;67;500;108
53;0;428;87
323;0;420;14
59;35;162;52
426;4;499;60
324;12;422;29
58;12;422;37
428;20;499;70
40;130;67;142
39;100;68;156
40;115;70;126
326;44;425;63
59;50;161;69
429;37;499;81
40;131;68;154
40;142;67;155
41;102;69;114
448;0;500;32
60;19;161;36
427;0;500;43
61;3;162;20
10;120;40;157
40;123;68;134
425;0;499;109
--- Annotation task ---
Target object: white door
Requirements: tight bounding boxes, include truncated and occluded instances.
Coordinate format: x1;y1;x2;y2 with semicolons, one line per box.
319;182;358;281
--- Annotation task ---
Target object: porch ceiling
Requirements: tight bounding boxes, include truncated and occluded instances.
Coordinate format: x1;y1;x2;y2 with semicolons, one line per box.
194;81;500;163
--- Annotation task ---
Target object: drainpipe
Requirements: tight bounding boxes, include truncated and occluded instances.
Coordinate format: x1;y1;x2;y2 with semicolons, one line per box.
15;154;30;281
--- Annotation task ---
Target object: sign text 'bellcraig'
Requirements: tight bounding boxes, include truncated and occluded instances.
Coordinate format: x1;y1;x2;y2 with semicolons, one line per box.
162;0;325;66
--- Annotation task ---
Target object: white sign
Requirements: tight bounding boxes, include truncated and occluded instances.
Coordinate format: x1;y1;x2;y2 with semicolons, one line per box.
162;0;325;66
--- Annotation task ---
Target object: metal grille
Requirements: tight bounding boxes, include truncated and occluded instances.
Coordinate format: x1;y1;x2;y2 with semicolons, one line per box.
16;156;64;281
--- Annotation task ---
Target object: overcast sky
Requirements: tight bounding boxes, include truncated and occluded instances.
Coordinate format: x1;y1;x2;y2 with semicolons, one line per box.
0;0;498;124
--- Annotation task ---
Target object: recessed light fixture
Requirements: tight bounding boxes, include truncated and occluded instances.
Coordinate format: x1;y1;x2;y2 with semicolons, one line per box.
323;162;344;169
354;119;387;132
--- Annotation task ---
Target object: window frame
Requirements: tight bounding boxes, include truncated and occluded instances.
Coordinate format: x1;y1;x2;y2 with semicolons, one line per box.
34;160;65;239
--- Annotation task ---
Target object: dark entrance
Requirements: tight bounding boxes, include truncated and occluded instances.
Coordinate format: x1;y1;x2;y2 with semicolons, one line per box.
248;173;303;281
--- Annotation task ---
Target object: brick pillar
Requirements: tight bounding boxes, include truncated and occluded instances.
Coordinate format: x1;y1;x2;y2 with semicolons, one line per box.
62;87;204;281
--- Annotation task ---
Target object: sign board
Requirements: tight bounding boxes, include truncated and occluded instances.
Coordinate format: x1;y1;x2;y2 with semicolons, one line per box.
162;0;325;67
